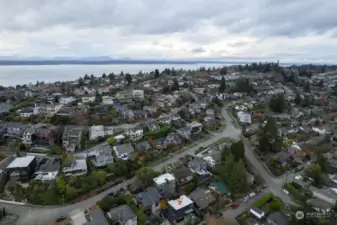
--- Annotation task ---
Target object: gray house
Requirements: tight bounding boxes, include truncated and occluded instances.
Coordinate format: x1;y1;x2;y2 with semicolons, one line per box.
83;208;110;225
86;142;114;168
62;126;83;153
113;143;135;161
0;103;12;113
5;123;26;139
107;204;137;225
134;186;162;215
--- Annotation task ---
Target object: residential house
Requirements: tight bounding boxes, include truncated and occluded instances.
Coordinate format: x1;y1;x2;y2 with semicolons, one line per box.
62;126;83;153
189;187;216;211
5;123;26;139
86;142;114;168
134;186;162;215
63;158;88;177
147;120;160;132
132;89;144;100
82;96;96;104
0;103;12;113
83;208;110;225
173;167;193;186
202;151;221;167
126;127;143;139
121;109;135;120
34;158;60;182
188;158;209;176
34;127;53;146
250;206;265;219
237;111;252;125
113;143;135;160
56;106;74;116
89;125;114;140
93;105;109;115
312;188;337;205
20;107;34;117
21;127;36;145
6;156;37;181
165;132;181;148
115;90;133;103
59;96;76;105
143;105;157;114
205;109;215;117
102;96;114;105
209;181;231;196
135;141;151;152
272;151;293;166
153;173;176;197
107;205;137;225
133;110;147;119
307;199;332;213
267;212;287;225
167;195;195;224
158;116;172;125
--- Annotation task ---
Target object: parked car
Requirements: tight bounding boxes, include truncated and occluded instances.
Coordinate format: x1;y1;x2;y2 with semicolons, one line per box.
231;203;240;208
249;192;256;198
243;196;249;202
282;189;289;195
55;216;66;222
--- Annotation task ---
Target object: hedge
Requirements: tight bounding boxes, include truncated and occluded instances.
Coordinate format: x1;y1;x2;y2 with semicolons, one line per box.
284;183;306;201
252;193;274;208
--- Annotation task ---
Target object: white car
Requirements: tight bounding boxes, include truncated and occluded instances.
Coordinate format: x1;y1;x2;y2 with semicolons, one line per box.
242;196;249;202
249;192;256;198
283;189;290;195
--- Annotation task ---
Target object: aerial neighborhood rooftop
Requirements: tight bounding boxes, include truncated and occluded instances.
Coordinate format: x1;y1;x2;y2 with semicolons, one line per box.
1;63;337;225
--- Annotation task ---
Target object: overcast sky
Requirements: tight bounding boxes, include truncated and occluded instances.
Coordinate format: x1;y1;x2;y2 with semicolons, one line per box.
0;0;337;62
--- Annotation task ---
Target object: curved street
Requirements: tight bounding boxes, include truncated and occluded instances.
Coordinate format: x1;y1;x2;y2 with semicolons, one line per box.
1;108;294;225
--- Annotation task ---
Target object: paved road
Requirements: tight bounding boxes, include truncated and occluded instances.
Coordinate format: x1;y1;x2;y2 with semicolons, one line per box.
0;108;294;225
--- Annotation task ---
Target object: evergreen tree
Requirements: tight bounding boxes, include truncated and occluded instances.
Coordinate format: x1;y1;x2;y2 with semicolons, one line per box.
154;69;160;78
221;154;235;181
295;92;302;105
269;94;285;113
218;77;226;93
172;78;179;91
125;74;132;85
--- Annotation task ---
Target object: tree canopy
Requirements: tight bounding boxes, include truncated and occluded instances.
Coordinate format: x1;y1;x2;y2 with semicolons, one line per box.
269;94;285;113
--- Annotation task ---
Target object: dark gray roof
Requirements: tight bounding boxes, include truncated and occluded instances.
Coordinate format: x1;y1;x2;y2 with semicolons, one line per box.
267;212;287;225
273;151;291;163
83;209;109;225
108;204;137;222
307;198;332;210
189;187;216;209
135;186;162;207
37;159;60;172
173;167;193;180
188;158;208;171
114;143;134;154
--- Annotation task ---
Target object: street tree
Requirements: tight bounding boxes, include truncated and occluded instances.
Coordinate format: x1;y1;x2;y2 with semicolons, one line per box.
295;92;302;105
136;167;159;186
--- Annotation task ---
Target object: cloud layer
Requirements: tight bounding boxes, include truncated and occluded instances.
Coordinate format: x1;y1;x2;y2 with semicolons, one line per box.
0;0;337;62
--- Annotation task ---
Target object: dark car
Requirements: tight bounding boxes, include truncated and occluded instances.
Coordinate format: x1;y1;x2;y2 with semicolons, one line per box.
55;216;66;222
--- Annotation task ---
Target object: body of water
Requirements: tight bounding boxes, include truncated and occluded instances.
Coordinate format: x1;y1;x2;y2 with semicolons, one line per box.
0;63;232;86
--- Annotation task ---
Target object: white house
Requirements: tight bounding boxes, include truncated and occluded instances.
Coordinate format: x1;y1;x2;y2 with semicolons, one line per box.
59;96;76;105
21;127;35;145
237;111;252;124
82;96;96;103
89;125;105;140
132;89;144;99
102;96;114;105
126;128;143;139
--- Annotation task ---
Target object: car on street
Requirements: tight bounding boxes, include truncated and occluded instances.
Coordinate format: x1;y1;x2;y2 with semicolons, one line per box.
55;216;66;222
283;189;290;195
243;196;249;202
231;203;240;208
249;192;256;198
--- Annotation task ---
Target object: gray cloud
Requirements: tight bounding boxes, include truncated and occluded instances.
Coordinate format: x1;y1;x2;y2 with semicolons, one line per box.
0;0;337;60
191;47;205;53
